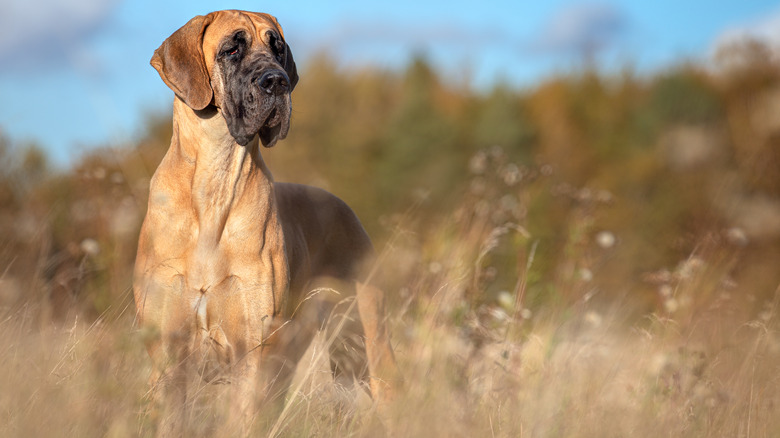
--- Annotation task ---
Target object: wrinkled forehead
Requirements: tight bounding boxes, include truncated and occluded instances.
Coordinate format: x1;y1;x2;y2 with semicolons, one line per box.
202;10;282;69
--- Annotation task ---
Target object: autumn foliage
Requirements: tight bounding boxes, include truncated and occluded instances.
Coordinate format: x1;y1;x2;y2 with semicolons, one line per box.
1;39;779;436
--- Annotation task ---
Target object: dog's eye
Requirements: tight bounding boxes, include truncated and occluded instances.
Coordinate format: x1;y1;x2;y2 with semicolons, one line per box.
219;42;241;60
220;32;246;60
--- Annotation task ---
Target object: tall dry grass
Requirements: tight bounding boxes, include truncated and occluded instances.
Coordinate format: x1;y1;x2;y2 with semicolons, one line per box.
1;147;778;438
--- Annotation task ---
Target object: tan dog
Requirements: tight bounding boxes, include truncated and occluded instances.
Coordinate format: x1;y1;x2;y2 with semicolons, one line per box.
133;10;399;435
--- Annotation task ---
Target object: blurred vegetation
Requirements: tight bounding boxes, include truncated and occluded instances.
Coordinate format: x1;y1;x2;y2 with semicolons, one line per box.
2;37;780;438
0;38;779;324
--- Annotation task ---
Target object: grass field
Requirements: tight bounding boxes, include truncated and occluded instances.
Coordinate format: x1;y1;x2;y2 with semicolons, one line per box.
1;157;778;437
2;253;778;437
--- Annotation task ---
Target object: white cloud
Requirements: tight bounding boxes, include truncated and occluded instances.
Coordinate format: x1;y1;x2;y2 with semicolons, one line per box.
709;7;780;72
0;0;119;70
296;18;512;54
716;9;780;46
285;16;518;77
714;7;780;49
531;2;628;57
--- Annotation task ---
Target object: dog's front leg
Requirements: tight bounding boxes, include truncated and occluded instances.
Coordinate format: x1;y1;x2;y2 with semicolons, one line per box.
228;349;262;436
146;325;192;438
139;276;194;437
154;357;190;437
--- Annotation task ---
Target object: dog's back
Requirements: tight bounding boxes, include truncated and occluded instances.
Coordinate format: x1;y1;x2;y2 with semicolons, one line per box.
274;182;375;312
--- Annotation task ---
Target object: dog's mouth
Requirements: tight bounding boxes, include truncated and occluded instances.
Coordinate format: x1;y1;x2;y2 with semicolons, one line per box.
265;108;280;127
224;94;291;148
258;100;290;148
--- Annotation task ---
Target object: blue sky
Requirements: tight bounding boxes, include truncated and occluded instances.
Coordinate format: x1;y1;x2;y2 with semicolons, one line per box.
1;0;779;166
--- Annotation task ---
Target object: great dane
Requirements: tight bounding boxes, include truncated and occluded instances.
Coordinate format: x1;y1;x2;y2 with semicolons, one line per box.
133;10;399;434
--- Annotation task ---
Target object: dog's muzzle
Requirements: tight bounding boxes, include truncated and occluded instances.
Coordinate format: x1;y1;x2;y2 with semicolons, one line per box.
223;65;292;148
254;69;292;148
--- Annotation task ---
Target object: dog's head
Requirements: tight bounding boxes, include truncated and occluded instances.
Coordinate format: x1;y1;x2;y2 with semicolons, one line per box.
151;10;298;147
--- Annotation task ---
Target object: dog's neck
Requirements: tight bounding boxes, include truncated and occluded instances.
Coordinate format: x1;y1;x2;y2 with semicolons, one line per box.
169;97;276;247
141;97;289;314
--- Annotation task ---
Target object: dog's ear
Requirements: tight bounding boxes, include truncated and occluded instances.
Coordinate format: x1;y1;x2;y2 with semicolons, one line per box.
151;14;214;110
283;40;299;92
272;17;298;92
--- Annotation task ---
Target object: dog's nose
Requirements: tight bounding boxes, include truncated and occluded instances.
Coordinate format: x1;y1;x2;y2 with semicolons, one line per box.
258;70;290;96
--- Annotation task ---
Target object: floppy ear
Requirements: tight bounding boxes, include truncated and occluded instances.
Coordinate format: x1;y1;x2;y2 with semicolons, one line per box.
283;41;299;92
271;16;299;91
150;14;214;110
